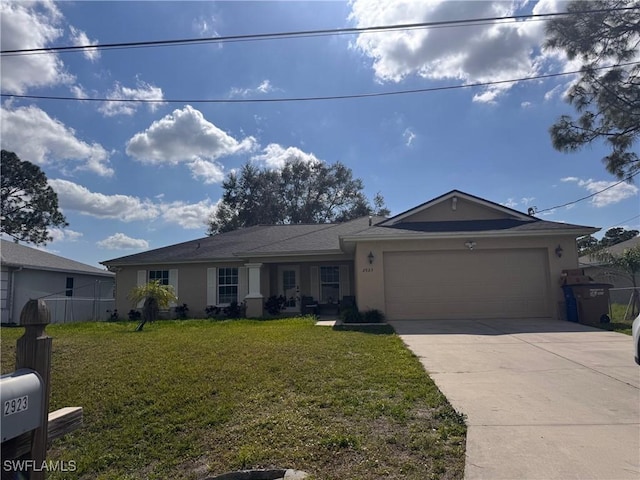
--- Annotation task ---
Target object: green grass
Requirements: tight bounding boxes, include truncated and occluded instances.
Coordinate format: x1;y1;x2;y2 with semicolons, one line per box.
590;303;637;335
1;319;466;480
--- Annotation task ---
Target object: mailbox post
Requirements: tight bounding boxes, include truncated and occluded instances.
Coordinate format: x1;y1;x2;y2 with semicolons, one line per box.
1;300;82;480
16;299;53;480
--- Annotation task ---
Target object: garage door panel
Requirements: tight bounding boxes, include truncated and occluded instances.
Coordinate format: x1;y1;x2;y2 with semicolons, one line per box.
384;249;550;320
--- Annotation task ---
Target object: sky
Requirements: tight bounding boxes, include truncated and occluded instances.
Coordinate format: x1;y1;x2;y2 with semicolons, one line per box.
1;0;638;269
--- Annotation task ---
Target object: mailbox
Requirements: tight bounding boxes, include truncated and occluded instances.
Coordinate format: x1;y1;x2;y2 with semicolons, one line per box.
1;369;44;442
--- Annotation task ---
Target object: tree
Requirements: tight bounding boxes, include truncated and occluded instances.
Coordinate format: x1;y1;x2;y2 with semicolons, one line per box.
544;1;640;179
599;227;639;247
0;150;68;245
127;280;178;331
593;245;640;317
207;159;388;234
577;228;638;256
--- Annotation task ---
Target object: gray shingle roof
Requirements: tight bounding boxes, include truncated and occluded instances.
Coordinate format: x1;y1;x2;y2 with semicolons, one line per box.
343;217;597;239
1;239;114;276
101;216;385;266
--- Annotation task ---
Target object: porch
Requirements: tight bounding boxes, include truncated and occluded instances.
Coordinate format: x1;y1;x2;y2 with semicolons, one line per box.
240;261;355;318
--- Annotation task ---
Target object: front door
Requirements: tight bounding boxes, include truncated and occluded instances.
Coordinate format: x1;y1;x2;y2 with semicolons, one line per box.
278;266;300;313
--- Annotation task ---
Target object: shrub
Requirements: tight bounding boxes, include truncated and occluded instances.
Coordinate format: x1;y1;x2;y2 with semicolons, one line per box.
128;309;141;320
223;301;245;319
341;307;362;324
205;305;221;318
265;295;287;315
362;309;385;323
174;303;189;319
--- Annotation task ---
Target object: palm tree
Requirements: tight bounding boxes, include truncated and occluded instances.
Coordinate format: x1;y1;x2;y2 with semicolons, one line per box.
128;280;178;331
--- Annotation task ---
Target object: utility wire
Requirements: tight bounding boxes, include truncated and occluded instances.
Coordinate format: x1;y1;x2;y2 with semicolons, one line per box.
3;61;638;105
536;170;640;214
1;5;636;56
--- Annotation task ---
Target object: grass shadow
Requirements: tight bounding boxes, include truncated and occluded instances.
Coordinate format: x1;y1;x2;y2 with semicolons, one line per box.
332;324;395;335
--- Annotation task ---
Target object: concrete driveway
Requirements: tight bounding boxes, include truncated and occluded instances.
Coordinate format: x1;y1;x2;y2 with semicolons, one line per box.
391;318;640;480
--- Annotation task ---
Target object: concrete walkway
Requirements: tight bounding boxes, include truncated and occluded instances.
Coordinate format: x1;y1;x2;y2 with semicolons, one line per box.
391;318;640;480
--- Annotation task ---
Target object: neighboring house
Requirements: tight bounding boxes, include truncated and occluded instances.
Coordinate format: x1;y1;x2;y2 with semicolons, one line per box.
1;239;115;324
579;236;640;305
102;190;597;321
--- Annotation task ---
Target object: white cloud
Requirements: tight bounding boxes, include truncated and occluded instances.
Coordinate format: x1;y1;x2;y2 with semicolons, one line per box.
0;105;113;176
97;233;149;250
0;1;74;94
126;105;256;182
48;228;83;243
544;84;563;102
98;79;164;116
502;198;519;208
69;26;100;62
48;179;160;222
230;79;277;98
520;101;532;109
521;197;535;206
348;0;561;103
403;128;416;146
161;199;220;229
561;177;639;207
187;158;225;184
251;144;321;169
193;15;219;37
70;84;88;99
48;179;217;229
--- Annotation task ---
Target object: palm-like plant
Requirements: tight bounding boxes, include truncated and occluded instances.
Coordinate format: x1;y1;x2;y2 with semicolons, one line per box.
592;245;640;318
128;280;178;331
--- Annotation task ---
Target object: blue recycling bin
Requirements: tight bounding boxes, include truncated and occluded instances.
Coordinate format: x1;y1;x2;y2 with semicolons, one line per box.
562;285;579;322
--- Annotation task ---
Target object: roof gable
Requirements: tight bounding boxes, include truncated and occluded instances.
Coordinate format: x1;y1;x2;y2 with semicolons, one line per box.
379;190;532;226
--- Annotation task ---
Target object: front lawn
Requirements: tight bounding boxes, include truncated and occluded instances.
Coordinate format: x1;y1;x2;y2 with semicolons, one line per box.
1;319;466;480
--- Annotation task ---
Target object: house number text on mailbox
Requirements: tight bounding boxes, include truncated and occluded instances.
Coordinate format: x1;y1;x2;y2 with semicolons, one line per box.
1;369;44;442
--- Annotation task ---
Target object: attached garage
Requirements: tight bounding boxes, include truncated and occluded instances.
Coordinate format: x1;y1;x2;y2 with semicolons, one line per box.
383;249;550;320
341;190;599;321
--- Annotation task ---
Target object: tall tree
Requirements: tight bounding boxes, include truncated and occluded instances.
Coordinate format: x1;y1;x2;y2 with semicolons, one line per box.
0;150;68;245
544;1;640;179
207;159;388;235
599;227;639;247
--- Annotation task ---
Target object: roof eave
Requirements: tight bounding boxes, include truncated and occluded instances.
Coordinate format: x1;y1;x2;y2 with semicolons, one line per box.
341;227;600;245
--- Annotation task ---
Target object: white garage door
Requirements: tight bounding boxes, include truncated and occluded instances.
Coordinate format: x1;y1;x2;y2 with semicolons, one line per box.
384;249;550;320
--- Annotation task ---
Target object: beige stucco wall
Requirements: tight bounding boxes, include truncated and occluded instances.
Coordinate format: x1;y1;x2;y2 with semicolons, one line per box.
354;235;580;319
113;258;354;317
400;197;510;222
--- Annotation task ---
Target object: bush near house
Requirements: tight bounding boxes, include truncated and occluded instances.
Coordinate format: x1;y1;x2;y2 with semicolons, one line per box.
341;307;386;324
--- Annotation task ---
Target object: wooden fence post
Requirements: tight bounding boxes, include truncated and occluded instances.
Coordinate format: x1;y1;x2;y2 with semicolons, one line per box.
16;299;52;480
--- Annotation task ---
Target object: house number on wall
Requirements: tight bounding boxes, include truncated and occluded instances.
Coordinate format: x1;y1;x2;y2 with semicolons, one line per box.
362;268;374;273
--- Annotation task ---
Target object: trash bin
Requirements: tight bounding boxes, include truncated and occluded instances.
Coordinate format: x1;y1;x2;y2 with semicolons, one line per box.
561;285;579;322
564;283;613;324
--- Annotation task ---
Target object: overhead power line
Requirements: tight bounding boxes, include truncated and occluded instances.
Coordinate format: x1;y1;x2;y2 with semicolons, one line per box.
535;170;640;215
1;5;637;56
3;61;638;105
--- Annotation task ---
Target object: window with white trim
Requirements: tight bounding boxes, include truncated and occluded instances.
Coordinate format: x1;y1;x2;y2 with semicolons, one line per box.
149;270;169;285
218;267;238;304
320;266;340;303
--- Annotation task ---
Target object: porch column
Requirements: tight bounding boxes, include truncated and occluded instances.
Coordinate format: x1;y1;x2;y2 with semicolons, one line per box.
244;263;263;318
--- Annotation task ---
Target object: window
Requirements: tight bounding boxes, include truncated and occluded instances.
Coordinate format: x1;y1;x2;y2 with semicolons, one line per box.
149;270;169;285
218;267;238;304
320;266;340;304
65;277;74;297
